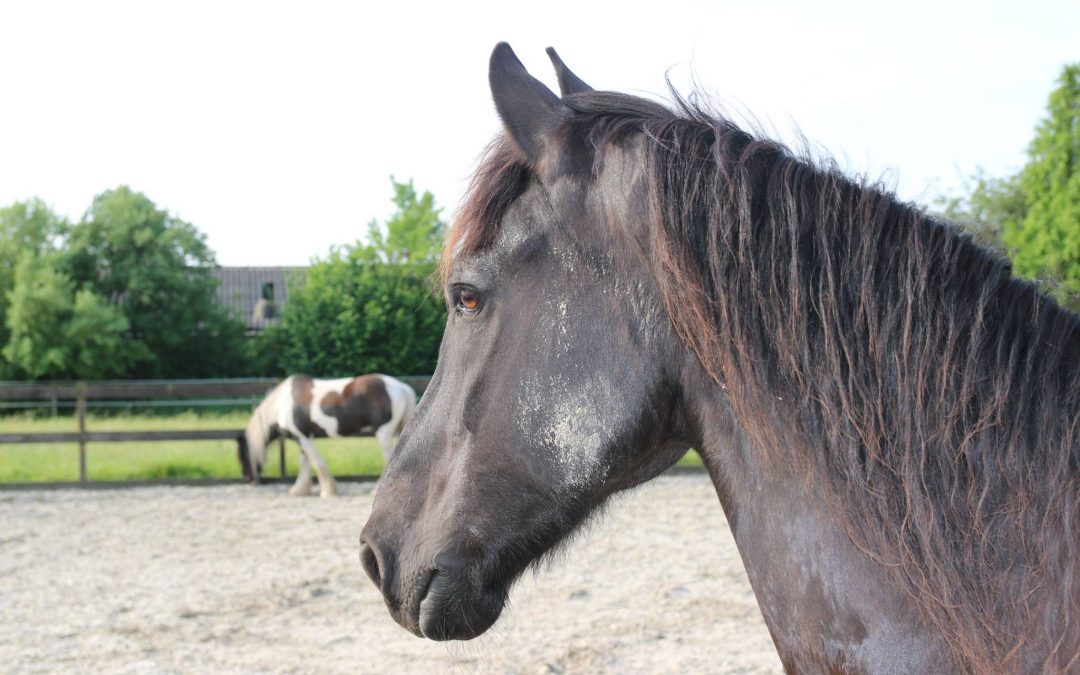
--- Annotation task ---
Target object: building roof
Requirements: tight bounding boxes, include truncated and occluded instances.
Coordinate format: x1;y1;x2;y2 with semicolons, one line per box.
210;266;306;331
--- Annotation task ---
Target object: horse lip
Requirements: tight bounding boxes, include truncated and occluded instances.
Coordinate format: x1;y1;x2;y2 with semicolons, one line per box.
418;568;456;640
410;568;437;638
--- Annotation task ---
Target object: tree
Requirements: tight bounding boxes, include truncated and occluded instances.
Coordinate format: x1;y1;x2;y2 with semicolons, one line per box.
362;178;446;264
936;169;1025;255
62;186;248;377
3;256;72;379
65;289;135;379
3;255;131;379
0;199;68;377
936;63;1080;309
1004;64;1080;307
277;179;447;376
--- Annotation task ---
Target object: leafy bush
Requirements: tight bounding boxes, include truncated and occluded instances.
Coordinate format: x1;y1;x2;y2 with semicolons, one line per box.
940;63;1079;310
275;179;447;376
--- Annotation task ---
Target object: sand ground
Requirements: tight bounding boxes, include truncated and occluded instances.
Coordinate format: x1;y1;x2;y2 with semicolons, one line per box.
1;473;781;674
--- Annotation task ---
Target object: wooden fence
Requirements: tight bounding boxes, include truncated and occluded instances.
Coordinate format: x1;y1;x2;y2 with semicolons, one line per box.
0;376;431;483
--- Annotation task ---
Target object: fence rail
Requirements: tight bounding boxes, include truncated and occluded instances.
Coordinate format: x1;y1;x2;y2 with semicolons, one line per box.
0;377;431;401
0;429;241;444
0;376;431;484
0;379;280;401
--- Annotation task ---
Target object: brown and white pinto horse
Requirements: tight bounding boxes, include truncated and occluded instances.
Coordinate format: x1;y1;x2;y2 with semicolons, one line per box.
238;374;416;497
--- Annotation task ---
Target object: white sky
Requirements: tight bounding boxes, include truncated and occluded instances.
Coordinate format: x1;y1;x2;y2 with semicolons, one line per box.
1;0;1076;266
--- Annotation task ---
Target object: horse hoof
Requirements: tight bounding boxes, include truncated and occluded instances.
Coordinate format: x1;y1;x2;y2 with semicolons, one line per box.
320;484;339;498
288;486;312;497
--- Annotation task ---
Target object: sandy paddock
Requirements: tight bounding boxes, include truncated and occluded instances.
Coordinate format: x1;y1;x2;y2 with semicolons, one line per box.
1;473;781;674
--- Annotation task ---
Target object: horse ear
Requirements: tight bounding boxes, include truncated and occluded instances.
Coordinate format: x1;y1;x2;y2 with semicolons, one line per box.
545;47;593;96
489;42;569;165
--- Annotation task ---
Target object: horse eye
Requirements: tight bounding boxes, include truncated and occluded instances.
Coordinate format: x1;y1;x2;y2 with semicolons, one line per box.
455;287;481;313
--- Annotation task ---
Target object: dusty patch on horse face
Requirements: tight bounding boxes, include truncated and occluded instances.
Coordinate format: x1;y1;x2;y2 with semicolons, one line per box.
453;220;547;295
546;396;613;486
517;371;617;492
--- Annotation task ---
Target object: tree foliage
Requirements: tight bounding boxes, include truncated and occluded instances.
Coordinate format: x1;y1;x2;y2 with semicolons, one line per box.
1;187;251;380
363;179;445;264
3;256;72;379
275;179;446;376
3;255;131;379
1;179;449;381
939;63;1080;310
65;287;134;379
61;186;248;377
936;169;1025;254
1004;64;1080;307
0;199;68;377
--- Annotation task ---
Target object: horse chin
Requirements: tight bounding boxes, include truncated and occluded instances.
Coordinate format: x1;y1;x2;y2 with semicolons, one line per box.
414;568;504;641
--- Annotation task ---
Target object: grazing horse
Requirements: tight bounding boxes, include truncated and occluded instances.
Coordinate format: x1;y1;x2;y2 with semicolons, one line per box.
360;44;1079;673
238;374;416;497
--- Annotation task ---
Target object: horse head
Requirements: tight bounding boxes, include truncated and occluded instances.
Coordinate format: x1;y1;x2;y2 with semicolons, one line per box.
359;44;694;640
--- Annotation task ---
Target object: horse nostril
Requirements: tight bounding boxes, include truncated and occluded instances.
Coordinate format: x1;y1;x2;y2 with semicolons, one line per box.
360;543;382;588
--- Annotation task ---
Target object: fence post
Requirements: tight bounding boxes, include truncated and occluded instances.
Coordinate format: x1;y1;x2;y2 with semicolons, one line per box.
279;437;287;478
76;381;87;482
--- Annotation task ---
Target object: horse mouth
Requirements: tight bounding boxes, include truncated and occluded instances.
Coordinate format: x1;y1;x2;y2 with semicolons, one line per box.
413;566;503;641
409;568;436;637
416;569;444;638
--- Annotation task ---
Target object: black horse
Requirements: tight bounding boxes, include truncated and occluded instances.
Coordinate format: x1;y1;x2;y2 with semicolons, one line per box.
361;44;1079;673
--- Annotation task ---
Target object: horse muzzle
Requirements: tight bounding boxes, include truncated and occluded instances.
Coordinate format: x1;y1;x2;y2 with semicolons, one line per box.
359;537;503;641
417;550;503;640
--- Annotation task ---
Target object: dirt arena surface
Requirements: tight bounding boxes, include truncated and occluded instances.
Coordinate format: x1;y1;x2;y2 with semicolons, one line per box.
1;473;781;674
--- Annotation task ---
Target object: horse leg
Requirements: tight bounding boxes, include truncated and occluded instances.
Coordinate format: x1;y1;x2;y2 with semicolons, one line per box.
368;422;399;496
289;446;314;497
375;421;396;468
299;438;338;498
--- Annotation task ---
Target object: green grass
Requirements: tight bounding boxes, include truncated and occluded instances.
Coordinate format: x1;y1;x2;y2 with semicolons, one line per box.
0;411;702;483
676;450;703;468
0;412;385;483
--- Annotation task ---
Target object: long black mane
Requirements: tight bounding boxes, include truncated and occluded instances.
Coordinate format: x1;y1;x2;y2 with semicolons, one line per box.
448;90;1080;671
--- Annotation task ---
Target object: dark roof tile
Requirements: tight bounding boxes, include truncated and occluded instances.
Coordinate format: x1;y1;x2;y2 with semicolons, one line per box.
210;266;306;331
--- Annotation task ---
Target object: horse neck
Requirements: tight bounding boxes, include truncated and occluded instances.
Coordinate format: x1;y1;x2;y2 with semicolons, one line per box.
644;124;1077;467
663;171;1079;670
683;378;957;671
247;384;284;463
